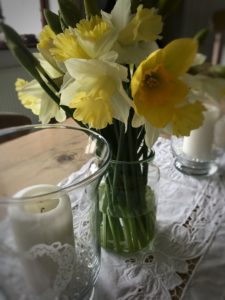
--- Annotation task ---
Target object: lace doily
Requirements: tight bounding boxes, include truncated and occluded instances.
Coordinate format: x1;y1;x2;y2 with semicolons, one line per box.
94;138;225;300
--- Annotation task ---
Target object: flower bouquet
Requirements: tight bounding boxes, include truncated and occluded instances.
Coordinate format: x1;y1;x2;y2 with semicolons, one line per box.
1;0;206;253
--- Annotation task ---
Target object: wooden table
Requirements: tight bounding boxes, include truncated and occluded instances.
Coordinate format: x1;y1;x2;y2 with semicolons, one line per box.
0;121;90;197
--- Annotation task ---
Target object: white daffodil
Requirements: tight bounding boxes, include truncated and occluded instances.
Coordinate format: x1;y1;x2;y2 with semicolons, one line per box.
15;78;66;124
182;73;225;104
102;0;163;64
60;58;133;129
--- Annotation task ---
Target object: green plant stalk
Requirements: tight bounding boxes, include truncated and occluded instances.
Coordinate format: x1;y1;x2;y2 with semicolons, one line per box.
111;122;125;202
97;67;156;253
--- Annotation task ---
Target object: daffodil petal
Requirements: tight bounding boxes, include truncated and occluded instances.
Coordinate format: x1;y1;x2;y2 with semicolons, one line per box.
144;121;160;149
108;0;131;31
70;91;113;129
16;79;43;98
99;51;118;63
162;38;198;77
119;6;162;45
114;41;158;65
172;101;205;136
55;108;67;123
60;80;81;106
111;87;132;129
142;104;174;128
75;15;118;59
132;113;145;128
39;93;66;124
50;28;89;61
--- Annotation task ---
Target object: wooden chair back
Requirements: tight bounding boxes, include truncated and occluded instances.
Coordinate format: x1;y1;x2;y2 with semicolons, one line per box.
0;112;32;143
210;9;225;65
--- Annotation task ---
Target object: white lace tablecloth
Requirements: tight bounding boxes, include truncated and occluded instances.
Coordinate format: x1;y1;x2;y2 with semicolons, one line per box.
94;138;225;300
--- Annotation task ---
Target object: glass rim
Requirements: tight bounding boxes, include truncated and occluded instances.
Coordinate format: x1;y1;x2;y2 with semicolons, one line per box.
110;149;155;165
0;123;111;204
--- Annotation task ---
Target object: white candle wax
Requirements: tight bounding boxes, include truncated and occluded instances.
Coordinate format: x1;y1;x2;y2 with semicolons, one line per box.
183;105;220;160
9;184;75;294
214;115;225;150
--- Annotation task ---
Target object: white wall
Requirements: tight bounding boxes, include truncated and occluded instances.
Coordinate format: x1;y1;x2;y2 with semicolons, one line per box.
1;0;60;36
2;0;42;36
0;51;39;123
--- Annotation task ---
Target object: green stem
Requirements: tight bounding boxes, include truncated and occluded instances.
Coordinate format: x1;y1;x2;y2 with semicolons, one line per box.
112;122;125;198
101;214;108;248
128;217;139;250
121;217;133;251
107;214;122;252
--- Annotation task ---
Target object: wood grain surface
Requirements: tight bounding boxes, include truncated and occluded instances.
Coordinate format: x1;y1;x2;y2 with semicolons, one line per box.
0;121;92;197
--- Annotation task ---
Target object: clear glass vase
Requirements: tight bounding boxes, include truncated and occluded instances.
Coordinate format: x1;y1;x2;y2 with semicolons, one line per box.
0;124;110;300
99;151;160;254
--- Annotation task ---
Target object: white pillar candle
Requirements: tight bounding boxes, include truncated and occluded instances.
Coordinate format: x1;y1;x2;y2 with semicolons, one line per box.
183;105;220;161
214;115;225;150
9;184;75;294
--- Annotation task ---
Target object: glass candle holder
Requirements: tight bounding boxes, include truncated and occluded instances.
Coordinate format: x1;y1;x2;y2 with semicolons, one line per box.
0;124;110;300
171;103;223;177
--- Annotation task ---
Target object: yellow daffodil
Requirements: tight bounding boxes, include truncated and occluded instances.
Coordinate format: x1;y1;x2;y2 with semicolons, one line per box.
74;15;118;59
102;0;163;64
172;101;206;136
60;57;132;129
15;78;66;124
131;38;205;137
50;28;89;61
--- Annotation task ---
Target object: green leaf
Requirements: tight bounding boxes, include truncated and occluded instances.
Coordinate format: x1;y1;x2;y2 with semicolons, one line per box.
83;0;100;18
58;0;81;27
0;23;39;69
194;28;209;46
44;9;62;34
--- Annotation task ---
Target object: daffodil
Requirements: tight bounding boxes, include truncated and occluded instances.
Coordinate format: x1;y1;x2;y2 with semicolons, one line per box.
15;79;41;115
102;0;163;64
118;5;162;45
60;57;132;129
131;38;205;138
50;28;89;61
15;78;66;124
74;15;118;59
182;73;225;103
